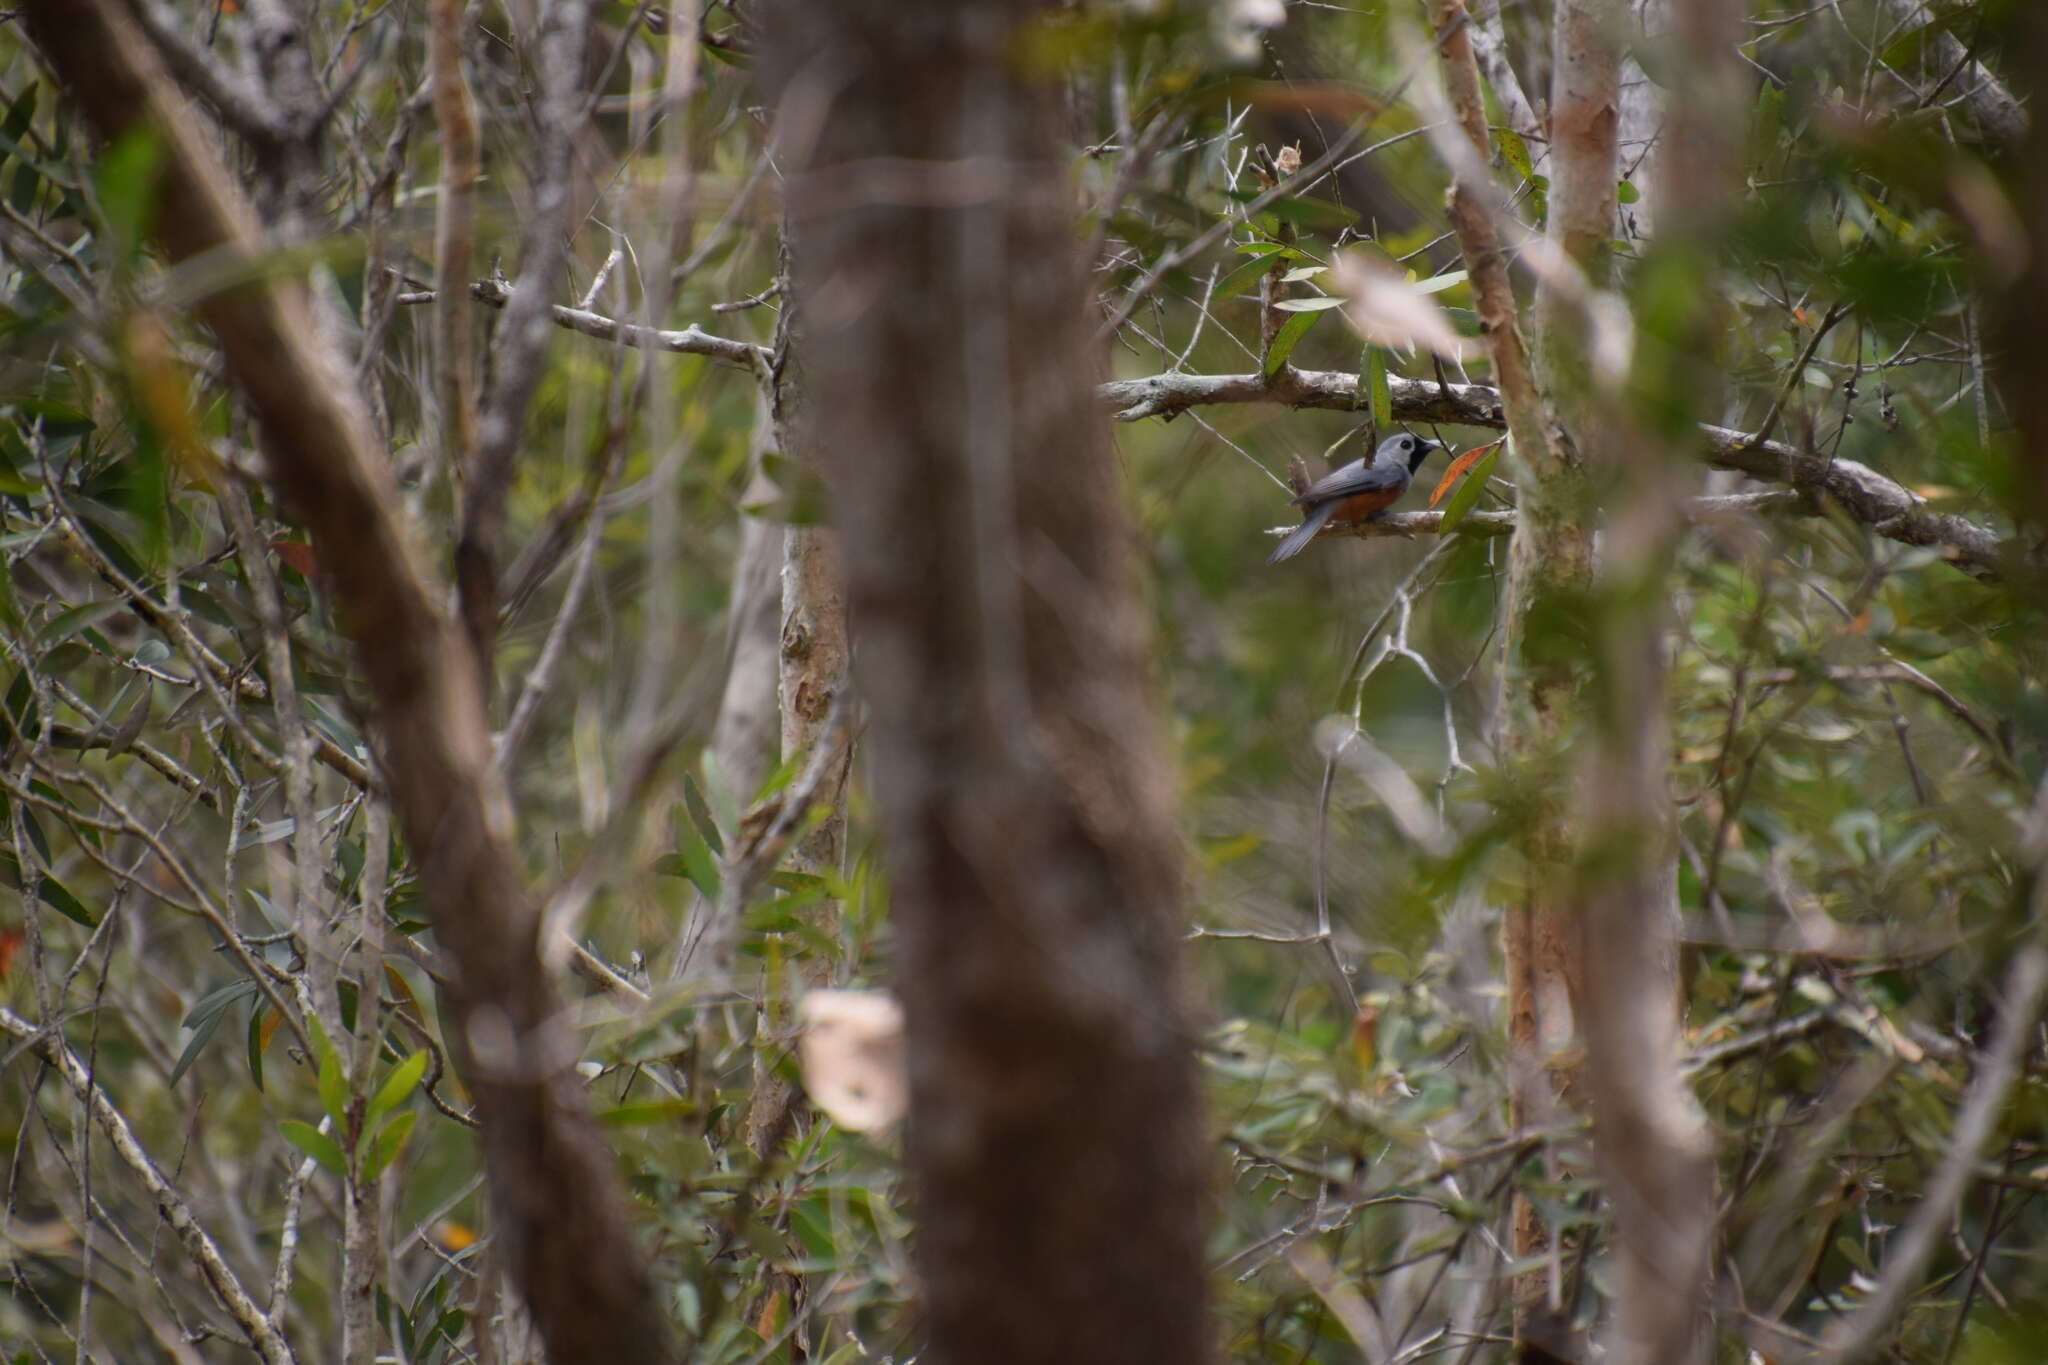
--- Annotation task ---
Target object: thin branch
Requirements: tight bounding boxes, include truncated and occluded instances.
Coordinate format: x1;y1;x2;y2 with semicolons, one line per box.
126;0;278;144
16;5;679;1358
0;1006;300;1365
457;0;594;679
1811;945;2048;1363
466;277;767;370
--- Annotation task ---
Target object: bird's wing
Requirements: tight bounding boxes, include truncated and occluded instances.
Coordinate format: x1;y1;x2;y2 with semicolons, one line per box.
1291;458;1407;506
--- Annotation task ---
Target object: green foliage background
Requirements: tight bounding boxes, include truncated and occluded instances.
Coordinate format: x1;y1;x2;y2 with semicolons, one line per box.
1;1;2046;1361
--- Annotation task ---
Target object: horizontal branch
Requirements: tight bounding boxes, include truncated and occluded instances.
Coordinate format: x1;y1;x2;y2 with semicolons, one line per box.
389;290;2024;580
1110;367;2022;579
1273;490;1803;548
467;278;768;372
1100;366;1503;426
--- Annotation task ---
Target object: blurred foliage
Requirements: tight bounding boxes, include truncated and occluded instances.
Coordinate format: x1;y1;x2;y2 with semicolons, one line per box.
0;0;2045;1361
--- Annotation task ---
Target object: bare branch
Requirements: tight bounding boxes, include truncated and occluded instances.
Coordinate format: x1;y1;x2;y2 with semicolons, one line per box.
126;0;278;144
458;0;594;680
16;6;678;1360
1097;365;2017;576
0;1006;300;1365
1811;945;2048;1363
466;277;768;370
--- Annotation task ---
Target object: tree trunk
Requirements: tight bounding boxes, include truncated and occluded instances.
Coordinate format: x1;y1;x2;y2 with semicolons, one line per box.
1427;3;1592;1349
764;3;1212;1361
1562;3;1729;1358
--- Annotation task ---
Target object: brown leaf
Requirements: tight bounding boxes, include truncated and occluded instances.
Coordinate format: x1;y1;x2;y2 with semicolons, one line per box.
1426;439;1503;507
1349;1003;1379;1073
270;539;316;577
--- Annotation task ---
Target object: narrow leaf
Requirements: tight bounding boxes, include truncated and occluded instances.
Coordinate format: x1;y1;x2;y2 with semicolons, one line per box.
1427;440;1501;507
1215;247;1289;300
279;1119;347;1177
364;1111;416;1180
168;1003;230;1086
1264;307;1322;377
363;1050;426;1140
1436;445;1500;533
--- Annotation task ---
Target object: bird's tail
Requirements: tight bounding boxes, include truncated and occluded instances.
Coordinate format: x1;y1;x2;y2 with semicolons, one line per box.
1267;500;1339;564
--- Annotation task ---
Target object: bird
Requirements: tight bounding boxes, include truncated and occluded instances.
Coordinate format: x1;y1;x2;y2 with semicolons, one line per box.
1267;432;1445;564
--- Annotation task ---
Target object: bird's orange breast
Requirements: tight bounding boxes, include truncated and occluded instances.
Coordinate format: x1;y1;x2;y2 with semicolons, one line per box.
1327;487;1402;524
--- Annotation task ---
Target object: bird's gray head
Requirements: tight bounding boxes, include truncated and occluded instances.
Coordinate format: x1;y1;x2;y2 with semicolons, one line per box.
1376;432;1444;473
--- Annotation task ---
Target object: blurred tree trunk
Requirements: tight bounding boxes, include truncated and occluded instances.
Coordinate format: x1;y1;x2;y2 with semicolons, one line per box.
1554;2;1725;1359
1427;3;1591;1350
764;2;1212;1362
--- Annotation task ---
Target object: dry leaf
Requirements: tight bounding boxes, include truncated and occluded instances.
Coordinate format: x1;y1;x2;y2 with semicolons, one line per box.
1330;253;1472;362
1349;1003;1379;1073
270;540;317;577
798;989;907;1132
1427;439;1503;507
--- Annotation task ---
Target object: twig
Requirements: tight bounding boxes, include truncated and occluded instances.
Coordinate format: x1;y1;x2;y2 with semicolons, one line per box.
0;1006;301;1365
1811;944;2048;1362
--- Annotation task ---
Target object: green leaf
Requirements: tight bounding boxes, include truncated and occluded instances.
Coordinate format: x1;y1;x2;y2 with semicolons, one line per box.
93;127;161;260
309;1019;349;1128
681;773;724;856
1368;347;1393;432
362;1050;426;1150
1263;307;1323;378
1272;295;1346;313
39;642;91;674
1435;444;1499;534
279;1119;347;1177
35;599;121;646
1616;179;1640;204
364;1111;415;1180
35;874;93;927
1261;195;1355;230
1215;247;1289;300
181;978;258;1030
1;86;39;214
169;980;258;1086
1411;270;1468;295
247;1005;270;1092
600;1099;695;1127
1496;128;1535;183
654;835;721;900
0;853;95;927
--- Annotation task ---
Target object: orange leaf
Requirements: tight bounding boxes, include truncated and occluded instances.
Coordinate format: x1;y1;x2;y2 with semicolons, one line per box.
1427;439;1503;508
270;540;316;577
0;926;23;977
1349;1004;1380;1073
432;1220;477;1252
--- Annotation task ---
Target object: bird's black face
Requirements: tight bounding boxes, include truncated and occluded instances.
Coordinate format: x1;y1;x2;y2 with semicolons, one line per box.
1380;433;1443;473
